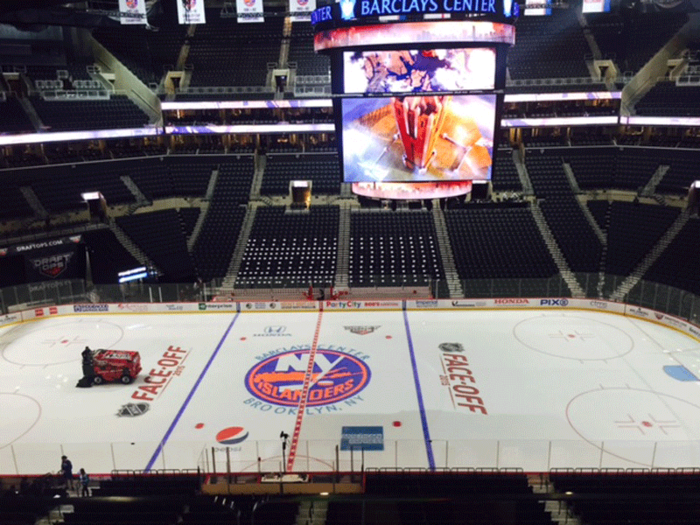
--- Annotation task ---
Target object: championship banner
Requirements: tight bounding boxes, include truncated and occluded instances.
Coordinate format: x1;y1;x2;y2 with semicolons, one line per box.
177;0;207;24
582;0;611;12
236;0;264;23
119;0;147;25
290;0;316;22
525;0;551;15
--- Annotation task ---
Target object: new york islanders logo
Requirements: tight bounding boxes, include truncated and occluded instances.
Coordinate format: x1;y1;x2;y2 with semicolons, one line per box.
245;349;370;407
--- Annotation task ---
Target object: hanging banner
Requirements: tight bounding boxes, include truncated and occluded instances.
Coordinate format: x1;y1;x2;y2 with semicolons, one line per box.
582;0;611;12
525;0;551;15
236;0;264;23
290;0;316;21
23;243;85;283
177;0;207;24
119;0;148;25
0;235;82;257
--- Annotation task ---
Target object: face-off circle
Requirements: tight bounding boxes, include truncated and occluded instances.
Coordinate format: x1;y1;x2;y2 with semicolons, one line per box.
1;320;124;366
566;388;700;466
513;314;634;361
245;348;371;407
0;393;41;448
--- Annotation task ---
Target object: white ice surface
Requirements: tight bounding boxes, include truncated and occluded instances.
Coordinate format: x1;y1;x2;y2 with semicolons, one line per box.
2;309;700;475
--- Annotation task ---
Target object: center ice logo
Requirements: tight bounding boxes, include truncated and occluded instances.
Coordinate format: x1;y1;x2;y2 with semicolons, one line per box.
245;349;370;407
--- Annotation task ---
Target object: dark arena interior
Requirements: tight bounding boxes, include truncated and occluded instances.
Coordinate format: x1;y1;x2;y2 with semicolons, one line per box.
2;0;700;523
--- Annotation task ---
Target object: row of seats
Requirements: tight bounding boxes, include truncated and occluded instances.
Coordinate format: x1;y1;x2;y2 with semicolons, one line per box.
262;154;341;194
491;149;522;192
0;156;242;219
644;216;700;296
129;157;217;201
507;10;591;80
236;206;339;288
289;24;331;77
350;210;444;287
602;201;680;279
117;209;195;281
564;147;700;195
351;473;553;525
187;13;284;87
30;162;136;213
540;197;603;273
551;472;700;525
92;8;186;85
82;229;140;285
191;157;255;280
636;82;700;117
445;205;558;280
327;499;552;525
0;98;34;133
31;95;150;132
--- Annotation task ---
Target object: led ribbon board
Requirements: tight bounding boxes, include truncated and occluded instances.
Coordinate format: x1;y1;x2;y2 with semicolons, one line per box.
311;0;517;26
314;20;515;51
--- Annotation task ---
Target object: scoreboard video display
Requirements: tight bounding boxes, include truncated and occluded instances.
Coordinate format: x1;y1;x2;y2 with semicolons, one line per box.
312;3;514;196
341;94;496;183
343;48;496;94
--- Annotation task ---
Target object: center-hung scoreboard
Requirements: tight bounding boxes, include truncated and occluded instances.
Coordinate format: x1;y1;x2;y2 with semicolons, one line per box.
311;0;517;199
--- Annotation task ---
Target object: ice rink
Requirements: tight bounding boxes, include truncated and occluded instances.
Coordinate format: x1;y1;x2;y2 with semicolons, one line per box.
2;306;700;475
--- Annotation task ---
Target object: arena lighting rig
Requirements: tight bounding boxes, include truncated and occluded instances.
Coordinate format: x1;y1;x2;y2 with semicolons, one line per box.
311;0;516;200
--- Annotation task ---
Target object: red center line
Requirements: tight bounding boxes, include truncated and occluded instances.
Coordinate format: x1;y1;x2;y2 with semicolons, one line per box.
286;310;324;473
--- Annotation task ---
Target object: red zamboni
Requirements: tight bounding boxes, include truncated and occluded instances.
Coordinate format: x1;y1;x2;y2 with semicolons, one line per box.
92;349;142;385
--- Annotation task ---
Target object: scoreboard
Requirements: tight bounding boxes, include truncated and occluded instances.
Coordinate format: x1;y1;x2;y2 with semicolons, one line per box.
312;1;517;199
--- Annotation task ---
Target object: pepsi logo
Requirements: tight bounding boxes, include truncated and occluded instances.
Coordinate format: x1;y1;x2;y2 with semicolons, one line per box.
245;349;371;407
216;426;249;445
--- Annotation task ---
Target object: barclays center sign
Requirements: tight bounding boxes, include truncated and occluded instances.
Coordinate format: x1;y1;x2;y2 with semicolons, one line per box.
312;0;515;25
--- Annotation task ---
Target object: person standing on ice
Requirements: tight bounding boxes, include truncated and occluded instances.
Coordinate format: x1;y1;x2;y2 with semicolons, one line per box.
60;455;74;491
78;468;90;497
77;346;95;387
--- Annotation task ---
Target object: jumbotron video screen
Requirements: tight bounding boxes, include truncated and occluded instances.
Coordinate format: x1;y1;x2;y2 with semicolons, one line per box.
341;94;496;183
343;48;496;94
